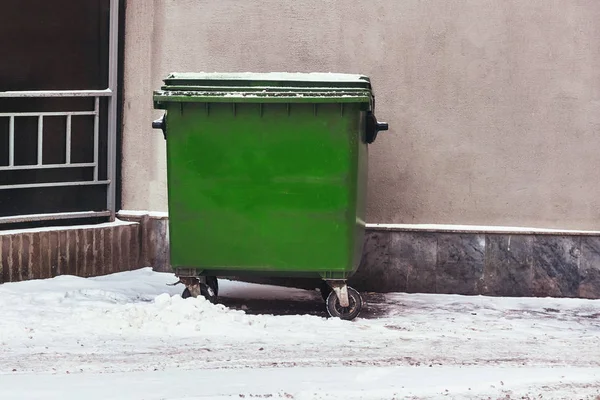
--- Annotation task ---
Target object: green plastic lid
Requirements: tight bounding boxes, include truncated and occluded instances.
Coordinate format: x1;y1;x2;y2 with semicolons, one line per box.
153;72;373;105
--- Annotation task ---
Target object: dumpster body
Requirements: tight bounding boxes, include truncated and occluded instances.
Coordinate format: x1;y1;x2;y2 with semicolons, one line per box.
153;72;388;319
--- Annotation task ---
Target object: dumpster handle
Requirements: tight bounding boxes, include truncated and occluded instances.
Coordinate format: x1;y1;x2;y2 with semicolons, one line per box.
366;112;388;144
152;114;167;140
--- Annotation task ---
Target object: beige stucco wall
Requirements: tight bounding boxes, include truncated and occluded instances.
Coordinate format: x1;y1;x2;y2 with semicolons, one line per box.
122;0;600;230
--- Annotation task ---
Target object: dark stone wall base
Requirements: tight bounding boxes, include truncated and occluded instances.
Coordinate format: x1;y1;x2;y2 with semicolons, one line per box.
3;213;600;300
352;229;600;299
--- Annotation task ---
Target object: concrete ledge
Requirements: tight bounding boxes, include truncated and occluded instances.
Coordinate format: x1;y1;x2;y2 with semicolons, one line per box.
0;220;140;283
120;213;600;299
367;223;600;236
350;230;600;299
4;212;599;299
117;211;170;273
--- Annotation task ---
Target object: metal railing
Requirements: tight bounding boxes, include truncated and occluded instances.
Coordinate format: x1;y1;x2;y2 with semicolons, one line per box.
0;90;111;190
0;0;119;225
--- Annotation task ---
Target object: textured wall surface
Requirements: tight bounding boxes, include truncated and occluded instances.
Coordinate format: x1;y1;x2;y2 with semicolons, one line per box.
0;216;168;284
122;0;600;230
117;211;170;273
3;217;599;299
0;222;140;283
351;228;600;299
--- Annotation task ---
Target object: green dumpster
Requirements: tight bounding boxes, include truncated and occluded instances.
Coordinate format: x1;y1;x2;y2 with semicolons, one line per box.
152;72;388;320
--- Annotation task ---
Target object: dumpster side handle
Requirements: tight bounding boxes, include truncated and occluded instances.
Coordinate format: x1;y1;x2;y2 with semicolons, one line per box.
366;112;388;144
152;114;167;140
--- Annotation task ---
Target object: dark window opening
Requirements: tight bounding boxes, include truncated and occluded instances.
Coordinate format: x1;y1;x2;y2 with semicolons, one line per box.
0;0;114;225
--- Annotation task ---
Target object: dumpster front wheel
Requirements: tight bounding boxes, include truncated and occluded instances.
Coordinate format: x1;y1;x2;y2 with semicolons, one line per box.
182;283;217;303
205;276;219;297
181;277;218;303
325;286;362;320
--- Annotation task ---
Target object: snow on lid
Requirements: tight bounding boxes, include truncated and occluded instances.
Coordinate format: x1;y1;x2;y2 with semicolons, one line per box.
165;72;369;83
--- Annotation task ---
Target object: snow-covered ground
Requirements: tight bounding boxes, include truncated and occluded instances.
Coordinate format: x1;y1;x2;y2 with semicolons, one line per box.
0;268;599;399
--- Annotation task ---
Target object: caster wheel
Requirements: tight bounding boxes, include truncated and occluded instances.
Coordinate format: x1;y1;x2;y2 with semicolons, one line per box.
206;276;219;296
320;281;333;301
200;282;217;304
326;287;362;320
181;281;218;304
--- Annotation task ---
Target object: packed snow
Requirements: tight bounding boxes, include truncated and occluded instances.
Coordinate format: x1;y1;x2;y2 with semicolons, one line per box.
0;268;599;399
